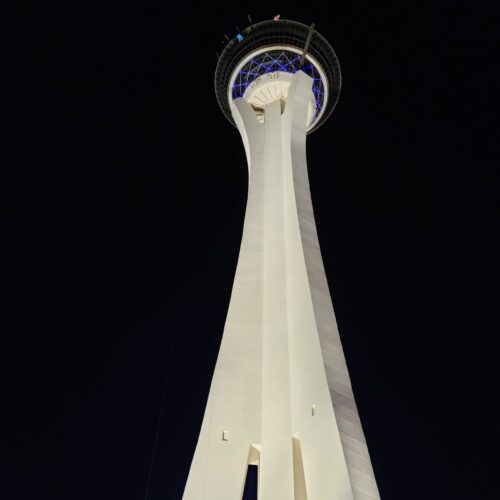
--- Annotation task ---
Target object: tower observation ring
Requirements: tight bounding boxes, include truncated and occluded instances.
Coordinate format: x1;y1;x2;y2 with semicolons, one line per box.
215;19;341;133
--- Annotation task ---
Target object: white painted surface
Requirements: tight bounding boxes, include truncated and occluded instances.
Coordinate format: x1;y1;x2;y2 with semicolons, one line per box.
183;72;380;499
242;72;316;127
227;45;329;131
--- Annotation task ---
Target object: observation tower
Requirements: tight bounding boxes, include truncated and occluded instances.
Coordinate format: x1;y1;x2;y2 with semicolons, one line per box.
183;18;380;500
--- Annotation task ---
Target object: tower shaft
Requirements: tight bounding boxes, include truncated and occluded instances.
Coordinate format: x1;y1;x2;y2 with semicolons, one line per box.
184;72;380;499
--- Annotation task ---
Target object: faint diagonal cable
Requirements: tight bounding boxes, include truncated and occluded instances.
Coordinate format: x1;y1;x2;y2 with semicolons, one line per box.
144;329;176;500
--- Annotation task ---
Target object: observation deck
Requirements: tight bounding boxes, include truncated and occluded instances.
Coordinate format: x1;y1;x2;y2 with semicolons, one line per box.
214;19;342;133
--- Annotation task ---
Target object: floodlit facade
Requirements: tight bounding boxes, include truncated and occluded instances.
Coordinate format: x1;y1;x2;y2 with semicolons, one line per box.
183;19;380;500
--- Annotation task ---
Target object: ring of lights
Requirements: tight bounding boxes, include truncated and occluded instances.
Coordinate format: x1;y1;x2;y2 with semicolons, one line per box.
228;45;329;131
214;19;342;134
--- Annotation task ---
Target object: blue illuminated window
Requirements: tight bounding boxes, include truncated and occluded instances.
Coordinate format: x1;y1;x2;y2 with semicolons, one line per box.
232;50;325;121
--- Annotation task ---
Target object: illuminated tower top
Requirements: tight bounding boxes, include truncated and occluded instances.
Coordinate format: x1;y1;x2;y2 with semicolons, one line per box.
215;19;342;132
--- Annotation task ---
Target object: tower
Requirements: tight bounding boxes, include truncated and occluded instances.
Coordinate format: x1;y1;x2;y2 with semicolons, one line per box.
183;19;380;499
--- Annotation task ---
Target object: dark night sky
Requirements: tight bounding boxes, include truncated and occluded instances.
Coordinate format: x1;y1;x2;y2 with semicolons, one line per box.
3;2;499;499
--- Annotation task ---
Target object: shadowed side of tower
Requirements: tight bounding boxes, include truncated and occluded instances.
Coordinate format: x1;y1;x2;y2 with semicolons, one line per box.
183;19;380;500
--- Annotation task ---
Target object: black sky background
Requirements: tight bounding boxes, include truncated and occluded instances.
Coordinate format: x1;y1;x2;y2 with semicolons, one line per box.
3;2;499;499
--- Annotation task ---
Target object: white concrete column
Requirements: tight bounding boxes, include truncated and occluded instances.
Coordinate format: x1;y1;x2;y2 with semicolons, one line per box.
183;71;380;500
282;71;355;500
260;97;294;500
285;74;381;500
183;100;264;500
